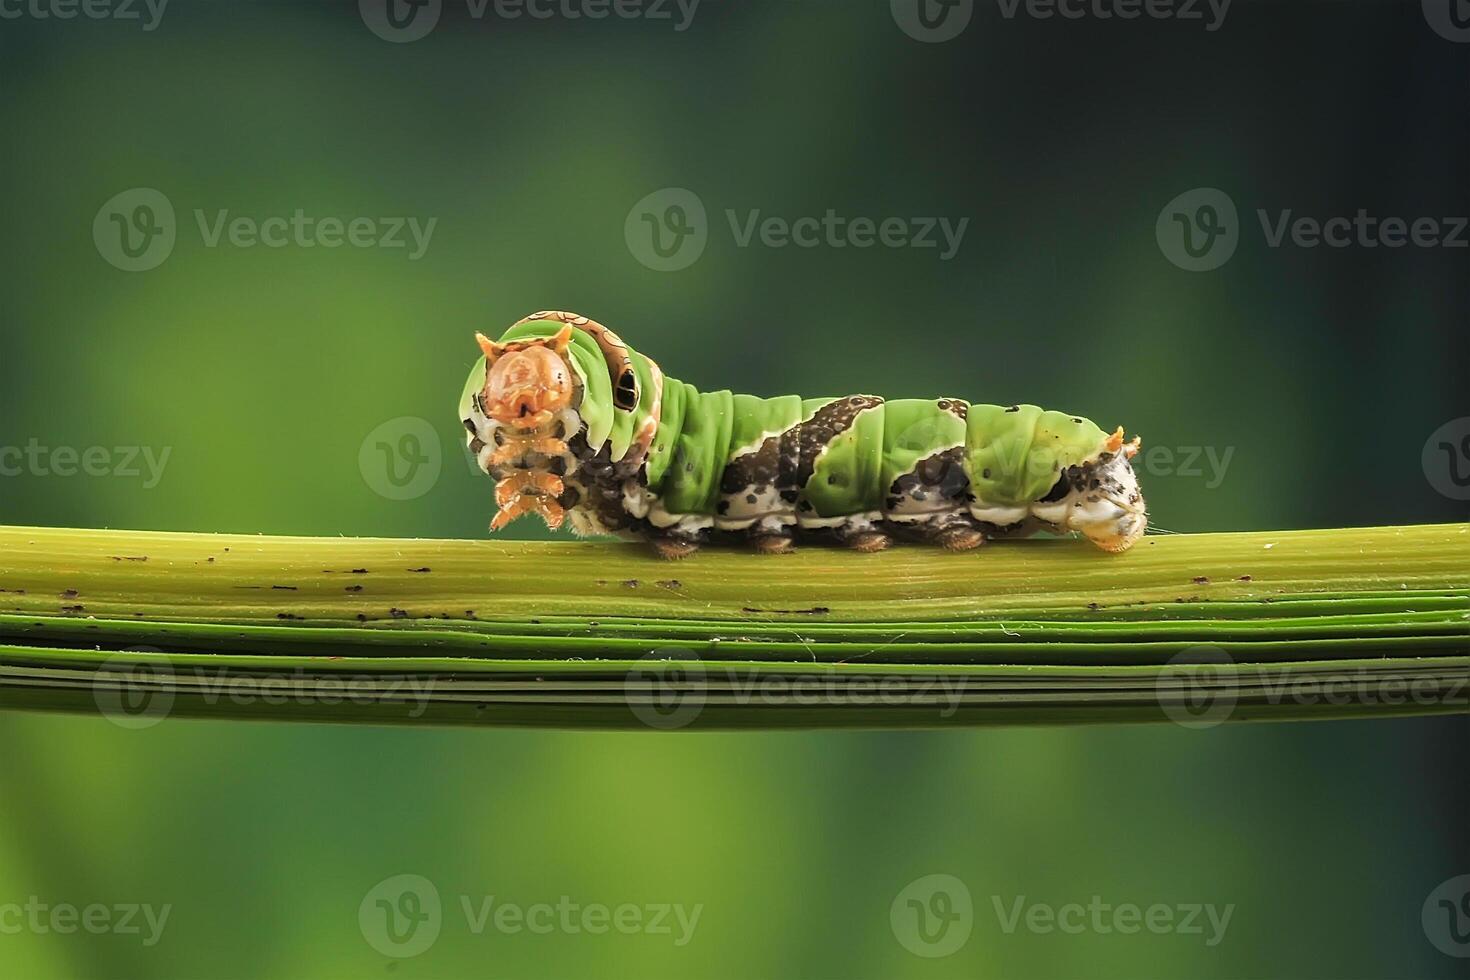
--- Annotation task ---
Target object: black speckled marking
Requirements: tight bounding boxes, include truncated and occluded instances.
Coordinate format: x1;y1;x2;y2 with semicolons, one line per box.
563;431;652;537
888;446;970;507
718;435;781;499
937;399;969;421
778;395;884;496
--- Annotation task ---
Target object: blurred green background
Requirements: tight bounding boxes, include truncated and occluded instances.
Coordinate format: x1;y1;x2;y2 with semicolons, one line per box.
0;1;1466;977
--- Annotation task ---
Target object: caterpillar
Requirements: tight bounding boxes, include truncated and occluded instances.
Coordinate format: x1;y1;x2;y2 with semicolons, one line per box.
460;311;1146;559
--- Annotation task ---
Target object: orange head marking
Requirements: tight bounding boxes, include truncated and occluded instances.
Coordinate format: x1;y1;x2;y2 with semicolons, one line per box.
477;327;575;429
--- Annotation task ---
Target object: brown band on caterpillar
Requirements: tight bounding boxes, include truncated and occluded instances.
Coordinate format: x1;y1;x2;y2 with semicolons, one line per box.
625;356;665;465
527;310;640;412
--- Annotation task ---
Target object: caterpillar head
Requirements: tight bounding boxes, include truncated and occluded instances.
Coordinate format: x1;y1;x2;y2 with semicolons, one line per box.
475;326;575;430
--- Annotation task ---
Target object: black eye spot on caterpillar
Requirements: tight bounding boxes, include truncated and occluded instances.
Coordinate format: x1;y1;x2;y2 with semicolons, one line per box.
615;371;639;411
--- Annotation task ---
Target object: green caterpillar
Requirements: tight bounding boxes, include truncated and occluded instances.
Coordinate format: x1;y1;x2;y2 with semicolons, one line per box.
461;311;1146;558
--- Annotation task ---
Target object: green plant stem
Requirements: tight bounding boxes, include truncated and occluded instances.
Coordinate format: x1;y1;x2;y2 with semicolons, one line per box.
0;523;1465;728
